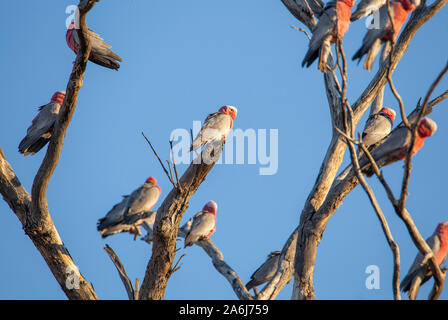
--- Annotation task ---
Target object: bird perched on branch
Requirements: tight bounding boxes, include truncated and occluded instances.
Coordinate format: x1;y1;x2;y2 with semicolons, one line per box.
352;0;421;71
190;106;237;152
360;117;437;175
18;91;65;156
66;21;122;70
246;251;281;291
184;201;218;248
97;177;161;238
400;222;448;300
362;107;396;147
350;0;386;21
301;0;355;72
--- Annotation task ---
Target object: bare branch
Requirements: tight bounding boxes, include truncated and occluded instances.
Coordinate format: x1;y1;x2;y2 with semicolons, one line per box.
139;141;224;300
104;245;136;300
169;138;183;193
177;228;253;300
142;132;177;188
290;25;311;40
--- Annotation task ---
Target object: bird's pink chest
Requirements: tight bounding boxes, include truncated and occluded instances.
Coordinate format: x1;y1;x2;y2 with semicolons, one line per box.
397;136;425;160
436;235;448;265
336;0;354;39
384;2;411;40
66;30;79;53
207;214;217;237
412;136;425;156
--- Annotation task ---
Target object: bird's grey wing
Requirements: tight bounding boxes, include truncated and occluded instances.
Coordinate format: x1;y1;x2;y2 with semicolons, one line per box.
191;112;231;150
352;5;390;62
362;114;392;146
189;212;215;237
281;0;324;28
97;196;129;231
369;126;409;163
301;3;337;67
18;102;60;154
126;186;160;216
351;0;387;21
75;28;122;70
400;233;440;292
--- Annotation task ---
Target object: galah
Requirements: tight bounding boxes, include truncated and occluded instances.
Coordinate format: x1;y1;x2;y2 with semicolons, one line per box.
122;177;161;223
281;0;325;25
301;0;355;72
362;107;396;147
350;0;386;21
18;91;65;156
190;106;237;152
400;222;448;300
66;22;122;70
246;251;281;290
184;201;218;248
360;117;437;175
97;177;161;238
352;0;420;70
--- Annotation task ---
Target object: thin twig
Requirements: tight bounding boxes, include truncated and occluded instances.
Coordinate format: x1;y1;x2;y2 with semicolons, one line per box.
170;253;186;274
166;160;174;183
290;25;311;40
169;138;183;193
104;245;136;300
141;132;177;188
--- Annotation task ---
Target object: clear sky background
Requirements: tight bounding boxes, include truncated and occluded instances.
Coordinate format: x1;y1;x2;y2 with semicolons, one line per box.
0;0;447;300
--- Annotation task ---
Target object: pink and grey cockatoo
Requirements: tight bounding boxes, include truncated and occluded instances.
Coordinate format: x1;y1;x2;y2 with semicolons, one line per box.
246;251;281;290
362;107;396;147
184;201;218;248
301;0;355;72
97;177;161;238
66;22;122;70
281;0;325;27
190;106;237;152
18;91;65;156
360;117;437;175
400;222;448;300
352;0;420;70
350;0;386;21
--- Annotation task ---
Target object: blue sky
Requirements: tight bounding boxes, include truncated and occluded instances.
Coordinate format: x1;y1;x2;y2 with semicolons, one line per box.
0;0;447;300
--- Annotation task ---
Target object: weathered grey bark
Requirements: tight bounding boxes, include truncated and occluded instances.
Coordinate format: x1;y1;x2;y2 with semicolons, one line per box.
0;0;98;300
139;142;224;300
